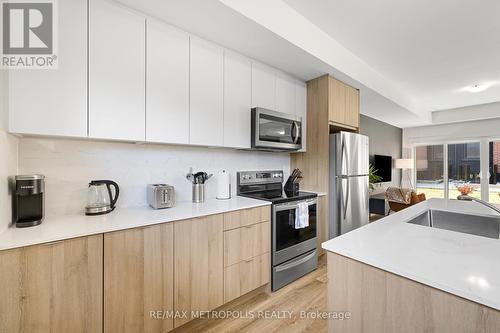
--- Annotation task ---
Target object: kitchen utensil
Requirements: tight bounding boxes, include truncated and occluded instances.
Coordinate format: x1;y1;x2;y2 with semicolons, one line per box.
186;169;213;202
147;184;175;209
85;180;119;216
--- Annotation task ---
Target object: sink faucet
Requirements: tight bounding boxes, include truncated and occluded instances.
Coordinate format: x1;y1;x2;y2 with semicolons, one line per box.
457;195;500;215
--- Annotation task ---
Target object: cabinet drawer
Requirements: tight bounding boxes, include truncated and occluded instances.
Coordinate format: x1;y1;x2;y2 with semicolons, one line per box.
223;206;270;231
224;253;270;303
224;222;270;267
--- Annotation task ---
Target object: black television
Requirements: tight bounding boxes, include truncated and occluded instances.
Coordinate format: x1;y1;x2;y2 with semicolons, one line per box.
373;155;392;183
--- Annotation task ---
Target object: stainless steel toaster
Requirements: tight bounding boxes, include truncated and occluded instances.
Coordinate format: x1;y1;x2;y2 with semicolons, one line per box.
147;184;175;209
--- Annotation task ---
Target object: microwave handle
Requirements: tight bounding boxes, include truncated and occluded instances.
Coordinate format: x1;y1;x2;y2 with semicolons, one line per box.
292;121;300;144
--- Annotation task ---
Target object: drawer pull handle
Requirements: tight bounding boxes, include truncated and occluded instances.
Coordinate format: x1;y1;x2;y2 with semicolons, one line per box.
243;258;253;263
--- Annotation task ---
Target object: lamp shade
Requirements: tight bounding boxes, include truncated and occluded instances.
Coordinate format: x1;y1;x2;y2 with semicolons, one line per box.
395;158;414;169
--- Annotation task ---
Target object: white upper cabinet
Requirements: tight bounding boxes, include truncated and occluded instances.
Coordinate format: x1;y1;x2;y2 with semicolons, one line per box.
223;50;251;149
251;62;276;110
295;80;307;152
8;0;87;137
189;37;224;146
276;72;296;115
146;19;189;144
89;0;145;141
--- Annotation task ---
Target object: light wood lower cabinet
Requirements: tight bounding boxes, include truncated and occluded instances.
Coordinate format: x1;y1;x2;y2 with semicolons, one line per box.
224;221;270;267
0;235;103;333
223;207;271;303
224;253;270;303
104;223;174;333
0;207;271;332
327;252;500;333
223;206;270;230
174;214;224;328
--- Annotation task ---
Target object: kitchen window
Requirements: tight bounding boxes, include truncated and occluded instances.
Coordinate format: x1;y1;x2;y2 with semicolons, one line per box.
465;143;480;159
416;145;445;199
414;141;500;203
489;141;500;204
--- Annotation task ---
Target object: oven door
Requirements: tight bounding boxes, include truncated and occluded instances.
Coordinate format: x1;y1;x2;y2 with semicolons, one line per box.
273;198;317;265
252;108;302;151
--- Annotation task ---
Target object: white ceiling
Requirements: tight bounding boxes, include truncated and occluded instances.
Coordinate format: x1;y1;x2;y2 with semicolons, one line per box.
285;0;500;113
116;0;500;128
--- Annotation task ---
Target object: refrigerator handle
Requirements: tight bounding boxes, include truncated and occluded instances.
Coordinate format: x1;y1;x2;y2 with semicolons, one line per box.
344;177;350;220
341;137;346;174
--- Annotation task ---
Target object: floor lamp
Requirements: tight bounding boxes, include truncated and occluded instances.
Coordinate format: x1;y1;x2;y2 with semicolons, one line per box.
395;158;414;189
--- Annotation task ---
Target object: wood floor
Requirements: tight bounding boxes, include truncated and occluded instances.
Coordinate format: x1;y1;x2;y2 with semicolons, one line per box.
173;255;328;333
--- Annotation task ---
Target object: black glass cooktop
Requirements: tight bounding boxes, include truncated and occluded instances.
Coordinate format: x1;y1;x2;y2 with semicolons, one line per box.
240;191;317;204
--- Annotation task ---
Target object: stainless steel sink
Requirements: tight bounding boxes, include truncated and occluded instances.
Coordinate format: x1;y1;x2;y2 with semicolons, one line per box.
407;209;500;239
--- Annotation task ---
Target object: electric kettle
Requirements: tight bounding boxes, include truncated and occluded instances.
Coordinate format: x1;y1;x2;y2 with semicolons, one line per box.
85;180;120;216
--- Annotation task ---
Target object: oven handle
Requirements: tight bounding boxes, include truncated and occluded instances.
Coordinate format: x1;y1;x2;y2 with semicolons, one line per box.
274;198;317;212
275;250;317;272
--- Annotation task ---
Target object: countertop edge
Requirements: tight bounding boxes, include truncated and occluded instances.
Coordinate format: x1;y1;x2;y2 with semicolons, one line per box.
0;197;271;251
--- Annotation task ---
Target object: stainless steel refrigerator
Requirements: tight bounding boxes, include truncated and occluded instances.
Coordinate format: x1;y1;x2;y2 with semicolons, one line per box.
329;132;370;238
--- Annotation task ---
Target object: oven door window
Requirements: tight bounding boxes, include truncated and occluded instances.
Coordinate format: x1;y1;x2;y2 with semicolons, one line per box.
275;203;317;251
259;114;300;144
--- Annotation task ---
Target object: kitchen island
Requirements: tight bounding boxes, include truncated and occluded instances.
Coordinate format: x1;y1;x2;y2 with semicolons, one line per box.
322;198;500;333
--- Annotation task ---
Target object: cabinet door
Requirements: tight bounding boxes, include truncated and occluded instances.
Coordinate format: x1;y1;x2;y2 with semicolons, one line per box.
241;222;270;260
223;50;251;148
251;62;276;110
276;72;296;115
223;206;270;231
89;0;145;141
146;19;189;144
295;80;307;152
174;214;224;328
0;236;103;333
329;77;346;125
345;86;360;128
8;0;87;137
189;37;224;146
104;223;174;333
224;253;270;303
224;221;270;267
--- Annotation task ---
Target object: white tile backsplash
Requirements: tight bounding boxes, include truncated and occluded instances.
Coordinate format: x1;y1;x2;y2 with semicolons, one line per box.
18;137;290;216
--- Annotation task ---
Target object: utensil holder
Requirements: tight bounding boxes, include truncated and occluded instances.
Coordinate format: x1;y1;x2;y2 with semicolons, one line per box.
192;184;205;203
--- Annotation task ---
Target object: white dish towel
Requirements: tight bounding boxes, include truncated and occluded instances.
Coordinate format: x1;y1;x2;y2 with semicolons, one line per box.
295;202;309;229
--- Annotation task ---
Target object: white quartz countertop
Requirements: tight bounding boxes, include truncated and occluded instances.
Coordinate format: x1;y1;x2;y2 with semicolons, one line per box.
0;196;270;251
322;198;500;311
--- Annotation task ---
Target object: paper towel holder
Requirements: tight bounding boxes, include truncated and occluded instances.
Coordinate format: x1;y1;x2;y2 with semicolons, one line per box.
216;170;232;200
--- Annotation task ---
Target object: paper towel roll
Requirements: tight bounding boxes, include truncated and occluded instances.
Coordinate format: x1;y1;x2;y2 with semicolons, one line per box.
216;170;231;200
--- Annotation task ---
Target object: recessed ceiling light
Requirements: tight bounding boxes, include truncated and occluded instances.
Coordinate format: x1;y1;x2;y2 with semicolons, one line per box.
464;84;489;93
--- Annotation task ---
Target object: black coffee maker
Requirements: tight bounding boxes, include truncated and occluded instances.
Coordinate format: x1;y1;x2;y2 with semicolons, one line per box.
14;175;45;228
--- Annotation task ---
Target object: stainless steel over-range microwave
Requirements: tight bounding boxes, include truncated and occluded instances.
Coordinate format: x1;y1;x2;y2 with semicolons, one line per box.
251;108;302;151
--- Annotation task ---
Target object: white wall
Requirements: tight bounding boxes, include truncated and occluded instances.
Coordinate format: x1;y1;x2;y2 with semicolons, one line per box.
18;137;290;217
432;102;500;125
359;115;402;193
403;117;500;148
0;70;20;232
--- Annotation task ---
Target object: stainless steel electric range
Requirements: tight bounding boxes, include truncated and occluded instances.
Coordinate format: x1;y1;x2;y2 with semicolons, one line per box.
237;170;318;291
